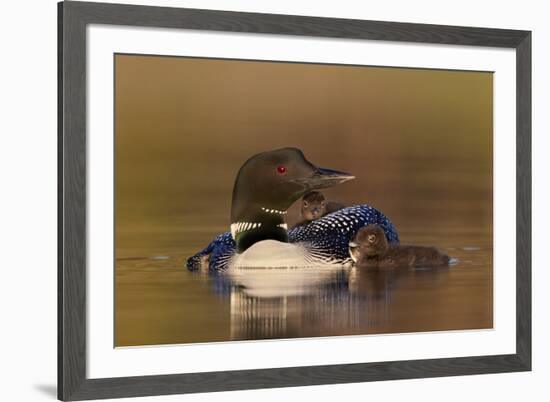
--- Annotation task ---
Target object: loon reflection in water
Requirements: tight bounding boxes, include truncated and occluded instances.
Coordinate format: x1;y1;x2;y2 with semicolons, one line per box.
221;265;450;340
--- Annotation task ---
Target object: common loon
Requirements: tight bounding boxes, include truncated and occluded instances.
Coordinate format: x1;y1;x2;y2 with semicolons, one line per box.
186;148;399;272
349;225;449;268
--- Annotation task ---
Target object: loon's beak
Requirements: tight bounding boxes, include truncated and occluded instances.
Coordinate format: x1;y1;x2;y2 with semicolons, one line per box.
296;167;355;190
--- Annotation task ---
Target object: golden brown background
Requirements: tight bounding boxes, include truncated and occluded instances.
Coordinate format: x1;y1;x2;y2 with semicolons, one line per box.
115;54;492;346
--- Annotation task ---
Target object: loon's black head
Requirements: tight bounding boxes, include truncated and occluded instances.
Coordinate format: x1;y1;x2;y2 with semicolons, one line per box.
230;148;354;252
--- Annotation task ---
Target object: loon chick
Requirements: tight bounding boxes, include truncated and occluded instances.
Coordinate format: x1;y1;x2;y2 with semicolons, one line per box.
187;148;399;272
349;225;449;269
292;191;345;228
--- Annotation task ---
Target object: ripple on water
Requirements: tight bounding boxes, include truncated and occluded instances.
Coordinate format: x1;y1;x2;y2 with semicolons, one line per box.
151;255;170;261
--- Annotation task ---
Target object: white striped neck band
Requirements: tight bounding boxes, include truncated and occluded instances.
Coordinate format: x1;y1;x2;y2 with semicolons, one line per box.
230;222;262;239
230;222;288;239
260;207;287;215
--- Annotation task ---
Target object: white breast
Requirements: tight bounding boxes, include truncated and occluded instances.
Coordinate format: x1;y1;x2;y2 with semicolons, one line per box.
228;240;309;268
228;239;345;269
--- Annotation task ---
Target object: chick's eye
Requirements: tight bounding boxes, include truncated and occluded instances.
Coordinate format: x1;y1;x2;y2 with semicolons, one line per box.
303;201;308;207
277;165;286;174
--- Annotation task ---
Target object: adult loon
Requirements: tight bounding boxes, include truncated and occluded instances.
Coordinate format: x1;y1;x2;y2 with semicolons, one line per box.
187;148;399;272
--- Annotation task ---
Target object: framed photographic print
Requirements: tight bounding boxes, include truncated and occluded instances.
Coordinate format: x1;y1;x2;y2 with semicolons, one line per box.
58;1;531;400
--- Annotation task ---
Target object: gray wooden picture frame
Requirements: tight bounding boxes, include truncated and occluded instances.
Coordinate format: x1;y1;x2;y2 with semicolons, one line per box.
58;1;532;400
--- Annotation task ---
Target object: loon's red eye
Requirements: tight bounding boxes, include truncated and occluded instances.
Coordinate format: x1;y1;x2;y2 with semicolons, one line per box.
277;165;287;174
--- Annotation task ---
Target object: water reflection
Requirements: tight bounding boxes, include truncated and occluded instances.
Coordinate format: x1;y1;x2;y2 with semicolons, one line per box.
219;264;451;341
